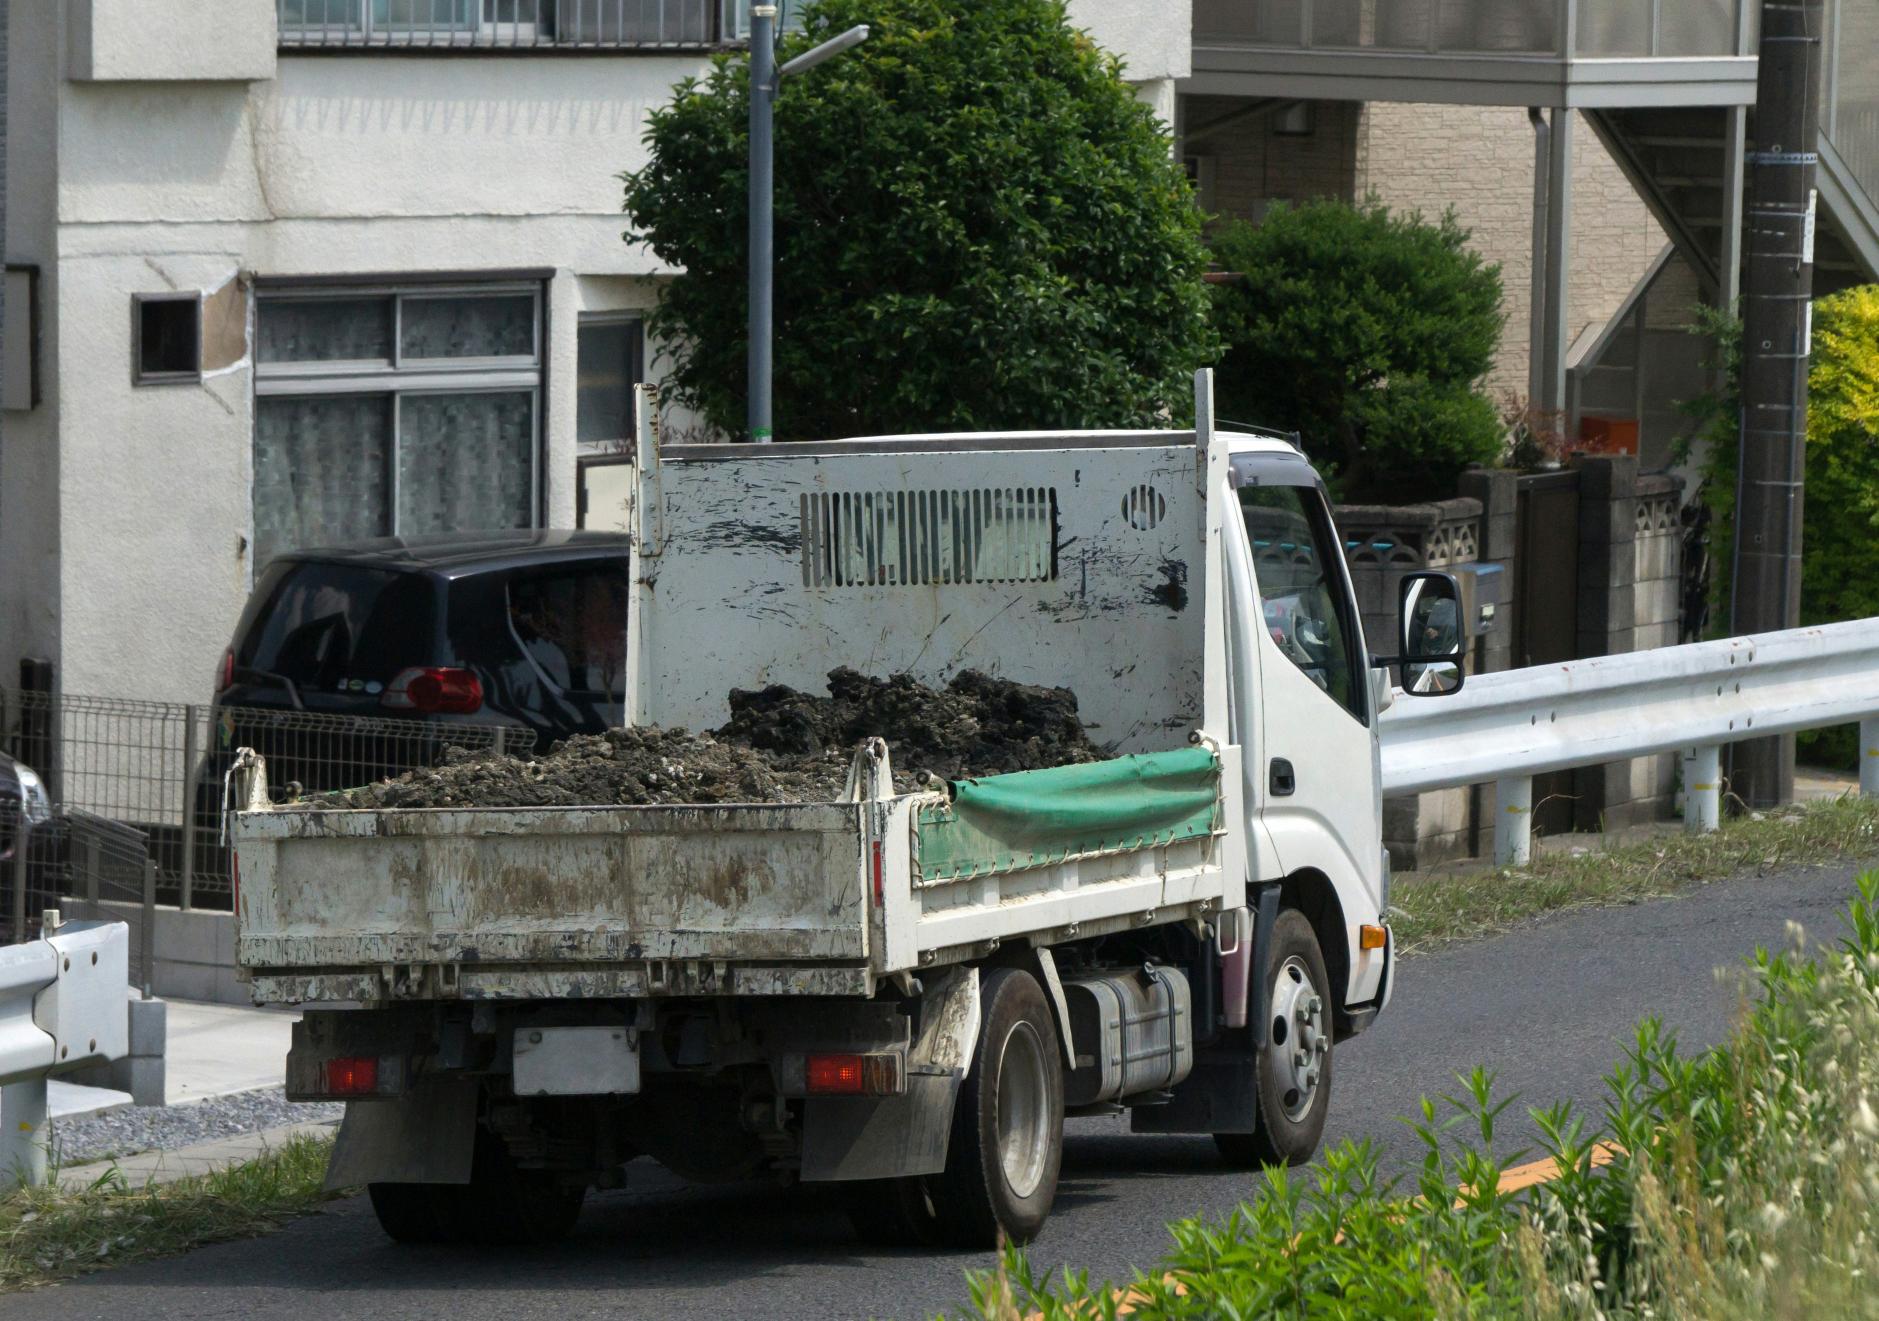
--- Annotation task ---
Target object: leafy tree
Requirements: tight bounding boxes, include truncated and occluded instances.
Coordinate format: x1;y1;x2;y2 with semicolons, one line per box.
622;0;1215;441
1687;285;1879;765
1208;200;1505;502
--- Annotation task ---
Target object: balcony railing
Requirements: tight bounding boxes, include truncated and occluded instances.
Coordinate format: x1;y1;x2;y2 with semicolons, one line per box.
276;0;761;49
1193;0;1752;60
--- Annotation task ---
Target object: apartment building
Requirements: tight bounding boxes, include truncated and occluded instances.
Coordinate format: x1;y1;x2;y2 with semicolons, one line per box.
1179;0;1879;471
0;0;1189;708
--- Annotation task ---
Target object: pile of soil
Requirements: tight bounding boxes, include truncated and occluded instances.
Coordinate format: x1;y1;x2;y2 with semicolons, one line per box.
301;668;1104;810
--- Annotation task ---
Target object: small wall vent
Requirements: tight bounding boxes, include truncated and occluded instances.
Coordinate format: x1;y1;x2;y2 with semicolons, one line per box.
1122;484;1165;530
801;488;1058;588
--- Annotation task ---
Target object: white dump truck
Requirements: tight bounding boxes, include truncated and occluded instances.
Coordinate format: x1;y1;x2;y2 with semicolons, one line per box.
230;373;1465;1248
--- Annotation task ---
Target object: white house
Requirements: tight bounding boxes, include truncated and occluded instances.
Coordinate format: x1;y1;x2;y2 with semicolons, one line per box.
0;0;1191;708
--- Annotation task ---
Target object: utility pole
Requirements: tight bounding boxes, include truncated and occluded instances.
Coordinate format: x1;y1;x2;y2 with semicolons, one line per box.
746;9;869;444
1731;0;1824;807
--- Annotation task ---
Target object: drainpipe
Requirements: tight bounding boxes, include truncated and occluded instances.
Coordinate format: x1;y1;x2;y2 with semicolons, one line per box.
1528;108;1550;410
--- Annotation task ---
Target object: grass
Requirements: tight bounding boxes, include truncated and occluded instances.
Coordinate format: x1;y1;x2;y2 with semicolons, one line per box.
0;1132;337;1292
1390;794;1879;956
966;873;1879;1318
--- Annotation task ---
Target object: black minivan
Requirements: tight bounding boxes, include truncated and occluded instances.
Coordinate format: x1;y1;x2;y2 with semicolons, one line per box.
210;531;630;797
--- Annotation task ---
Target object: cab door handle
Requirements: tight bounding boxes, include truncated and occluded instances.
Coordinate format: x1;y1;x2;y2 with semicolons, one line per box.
1269;759;1296;797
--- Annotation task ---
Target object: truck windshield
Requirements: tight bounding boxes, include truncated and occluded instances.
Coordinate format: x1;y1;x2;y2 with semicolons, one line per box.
236;562;437;694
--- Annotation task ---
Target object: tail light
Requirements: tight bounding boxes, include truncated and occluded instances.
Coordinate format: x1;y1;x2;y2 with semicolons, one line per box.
325;1056;380;1096
805;1052;902;1097
382;667;483;715
217;650;235;694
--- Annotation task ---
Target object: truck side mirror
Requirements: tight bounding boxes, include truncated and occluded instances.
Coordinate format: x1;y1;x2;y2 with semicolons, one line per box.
1394;571;1466;697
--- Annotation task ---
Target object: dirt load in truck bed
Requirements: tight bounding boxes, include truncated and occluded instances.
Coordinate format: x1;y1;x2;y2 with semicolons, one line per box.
298;668;1105;810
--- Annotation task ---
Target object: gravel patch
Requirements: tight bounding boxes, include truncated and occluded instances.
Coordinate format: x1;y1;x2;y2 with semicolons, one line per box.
50;1088;342;1167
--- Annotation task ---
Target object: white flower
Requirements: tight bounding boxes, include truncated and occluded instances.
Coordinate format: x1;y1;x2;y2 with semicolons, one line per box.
1858;1096;1879;1137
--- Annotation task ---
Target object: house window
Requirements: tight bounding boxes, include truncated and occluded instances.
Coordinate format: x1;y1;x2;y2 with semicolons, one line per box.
252;284;543;569
276;0;722;47
576;315;643;452
134;294;201;385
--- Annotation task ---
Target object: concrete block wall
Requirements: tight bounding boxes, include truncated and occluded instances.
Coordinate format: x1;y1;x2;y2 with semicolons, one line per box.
1335;496;1487;867
64;897;243;1006
1571;458;1684;831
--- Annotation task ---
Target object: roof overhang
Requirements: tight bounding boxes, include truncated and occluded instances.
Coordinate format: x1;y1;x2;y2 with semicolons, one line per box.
1184;49;1757;110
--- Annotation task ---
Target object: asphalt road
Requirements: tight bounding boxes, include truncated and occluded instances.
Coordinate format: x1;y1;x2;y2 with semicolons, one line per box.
19;858;1874;1321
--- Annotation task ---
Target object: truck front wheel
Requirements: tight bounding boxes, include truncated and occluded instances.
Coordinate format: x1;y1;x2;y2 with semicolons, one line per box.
1216;908;1334;1168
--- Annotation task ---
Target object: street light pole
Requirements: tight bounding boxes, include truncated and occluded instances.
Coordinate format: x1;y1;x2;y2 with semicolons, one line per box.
746;10;868;444
748;4;779;444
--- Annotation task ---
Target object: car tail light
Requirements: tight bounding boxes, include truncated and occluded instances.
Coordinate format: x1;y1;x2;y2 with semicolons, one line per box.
217;650;235;694
382;667;483;715
806;1053;901;1097
324;1056;380;1096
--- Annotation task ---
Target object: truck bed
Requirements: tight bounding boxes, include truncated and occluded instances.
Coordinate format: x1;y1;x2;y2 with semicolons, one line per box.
235;748;1242;1004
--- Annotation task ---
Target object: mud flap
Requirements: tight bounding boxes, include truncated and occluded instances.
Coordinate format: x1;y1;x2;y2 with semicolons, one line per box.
799;966;979;1182
323;1077;478;1191
800;1073;958;1181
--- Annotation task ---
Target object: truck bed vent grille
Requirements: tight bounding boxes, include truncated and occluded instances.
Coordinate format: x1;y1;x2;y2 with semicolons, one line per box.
801;488;1058;588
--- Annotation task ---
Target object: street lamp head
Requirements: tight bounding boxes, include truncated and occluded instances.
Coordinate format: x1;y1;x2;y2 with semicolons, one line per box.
778;24;871;79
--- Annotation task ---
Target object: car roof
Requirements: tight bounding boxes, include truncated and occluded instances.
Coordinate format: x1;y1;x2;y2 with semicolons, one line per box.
269;530;632;579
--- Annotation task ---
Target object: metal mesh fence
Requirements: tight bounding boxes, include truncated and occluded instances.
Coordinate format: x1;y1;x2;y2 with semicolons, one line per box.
1;687;536;913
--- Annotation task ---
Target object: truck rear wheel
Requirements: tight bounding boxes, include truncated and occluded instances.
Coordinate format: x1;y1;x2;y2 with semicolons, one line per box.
1216;908;1334;1169
841;968;1064;1250
933;966;1064;1247
368;1127;586;1246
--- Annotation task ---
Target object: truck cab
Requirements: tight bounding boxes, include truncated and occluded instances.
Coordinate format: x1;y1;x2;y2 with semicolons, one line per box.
234;372;1464;1249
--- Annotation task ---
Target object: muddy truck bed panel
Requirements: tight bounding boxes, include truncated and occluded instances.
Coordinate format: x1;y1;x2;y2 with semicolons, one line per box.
235;746;1241;1003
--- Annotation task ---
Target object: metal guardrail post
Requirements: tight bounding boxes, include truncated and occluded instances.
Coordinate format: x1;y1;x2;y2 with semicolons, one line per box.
0;1078;49;1187
142;855;157;999
181;704;201;912
1864;718;1879;798
1494;777;1533;866
1682;745;1723;833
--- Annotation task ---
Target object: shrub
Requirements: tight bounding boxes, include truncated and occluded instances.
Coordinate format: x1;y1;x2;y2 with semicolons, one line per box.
964;867;1879;1319
1686;286;1879;764
1208;200;1506;502
622;0;1216;441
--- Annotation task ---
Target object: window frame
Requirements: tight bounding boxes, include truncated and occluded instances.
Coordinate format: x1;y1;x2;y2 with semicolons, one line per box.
252;281;546;569
1232;469;1371;729
275;0;738;48
132;292;204;388
574;311;645;455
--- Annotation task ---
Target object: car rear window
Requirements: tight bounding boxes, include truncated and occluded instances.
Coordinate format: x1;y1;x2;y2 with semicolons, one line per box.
505;566;628;698
236;561;438;692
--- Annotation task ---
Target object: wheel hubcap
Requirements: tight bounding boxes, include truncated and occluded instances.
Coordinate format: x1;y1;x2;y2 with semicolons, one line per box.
1269;956;1328;1122
995;1020;1051;1199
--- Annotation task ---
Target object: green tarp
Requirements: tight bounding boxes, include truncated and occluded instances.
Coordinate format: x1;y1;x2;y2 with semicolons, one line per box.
915;746;1221;882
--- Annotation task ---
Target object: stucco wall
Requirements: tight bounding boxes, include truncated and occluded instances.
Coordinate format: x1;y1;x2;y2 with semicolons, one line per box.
1068;0;1192;84
1;2;63;676
1354;103;1667;401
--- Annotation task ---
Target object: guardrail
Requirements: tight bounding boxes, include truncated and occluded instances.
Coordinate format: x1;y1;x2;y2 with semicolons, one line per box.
1379;617;1879;864
0;917;129;1186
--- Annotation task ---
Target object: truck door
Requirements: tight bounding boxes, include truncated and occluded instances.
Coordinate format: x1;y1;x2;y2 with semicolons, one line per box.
1230;459;1384;928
